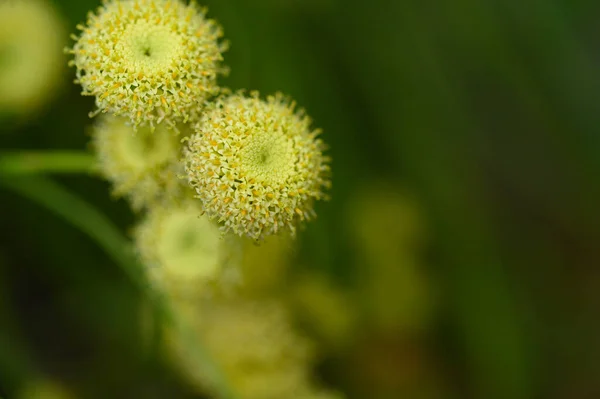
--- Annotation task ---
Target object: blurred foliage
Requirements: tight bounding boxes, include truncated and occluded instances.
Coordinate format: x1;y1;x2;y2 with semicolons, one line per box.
2;0;600;398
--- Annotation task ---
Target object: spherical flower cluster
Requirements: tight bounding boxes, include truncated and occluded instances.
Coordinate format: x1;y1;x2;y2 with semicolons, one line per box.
63;0;339;396
0;0;65;115
169;298;316;399
91;115;188;210
184;92;331;240
134;201;241;298
68;0;227;129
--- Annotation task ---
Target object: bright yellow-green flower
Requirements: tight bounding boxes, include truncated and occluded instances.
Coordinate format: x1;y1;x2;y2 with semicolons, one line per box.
134;200;241;298
68;0;227;129
184;92;331;240
0;0;65;115
91;115;188;211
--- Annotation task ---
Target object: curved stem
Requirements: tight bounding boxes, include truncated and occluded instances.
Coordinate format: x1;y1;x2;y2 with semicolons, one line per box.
0;151;96;175
0;176;239;399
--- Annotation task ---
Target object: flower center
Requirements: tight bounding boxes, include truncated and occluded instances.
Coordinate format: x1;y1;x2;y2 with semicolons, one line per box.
239;131;296;185
117;20;184;75
258;148;270;164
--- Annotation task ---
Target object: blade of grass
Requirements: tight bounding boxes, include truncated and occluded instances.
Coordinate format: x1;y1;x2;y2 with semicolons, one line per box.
0;176;239;399
0;176;138;281
0;151;96;175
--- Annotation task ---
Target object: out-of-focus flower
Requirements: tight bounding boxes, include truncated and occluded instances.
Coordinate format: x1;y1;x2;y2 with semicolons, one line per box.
350;183;426;260
237;234;296;296
91;115;187;211
0;0;65;116
184;92;331;240
347;183;436;333
134;200;241;299
68;0;227;129
168;298;318;399
291;271;358;351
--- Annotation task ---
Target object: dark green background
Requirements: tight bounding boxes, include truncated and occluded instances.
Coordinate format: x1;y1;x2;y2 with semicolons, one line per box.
2;0;600;398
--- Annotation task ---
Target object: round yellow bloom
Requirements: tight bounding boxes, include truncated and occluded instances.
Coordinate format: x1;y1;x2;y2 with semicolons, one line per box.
134;201;241;298
91;115;188;210
0;0;65;115
68;0;227;129
184;92;331;240
169;298;315;399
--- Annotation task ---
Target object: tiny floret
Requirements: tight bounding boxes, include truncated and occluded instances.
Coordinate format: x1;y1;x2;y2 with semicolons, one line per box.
68;0;227;129
91;115;186;210
184;92;331;240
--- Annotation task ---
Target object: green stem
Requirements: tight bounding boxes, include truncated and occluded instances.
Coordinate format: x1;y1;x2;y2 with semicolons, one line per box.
0;176;138;279
0;176;239;399
0;151;96;175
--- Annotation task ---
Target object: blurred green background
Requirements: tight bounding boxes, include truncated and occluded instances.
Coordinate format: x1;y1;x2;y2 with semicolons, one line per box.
2;0;600;398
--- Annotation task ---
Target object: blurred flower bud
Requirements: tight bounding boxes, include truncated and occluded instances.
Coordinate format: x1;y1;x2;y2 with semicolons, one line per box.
91;115;188;211
0;0;65;117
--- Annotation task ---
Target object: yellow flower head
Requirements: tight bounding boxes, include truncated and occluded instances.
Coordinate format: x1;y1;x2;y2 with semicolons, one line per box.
184;92;331;240
68;0;227;129
169;298;315;399
91;115;188;210
134;200;241;298
0;0;65;115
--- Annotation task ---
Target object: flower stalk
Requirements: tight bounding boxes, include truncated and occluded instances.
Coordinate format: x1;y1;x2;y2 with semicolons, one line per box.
0;151;96;175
